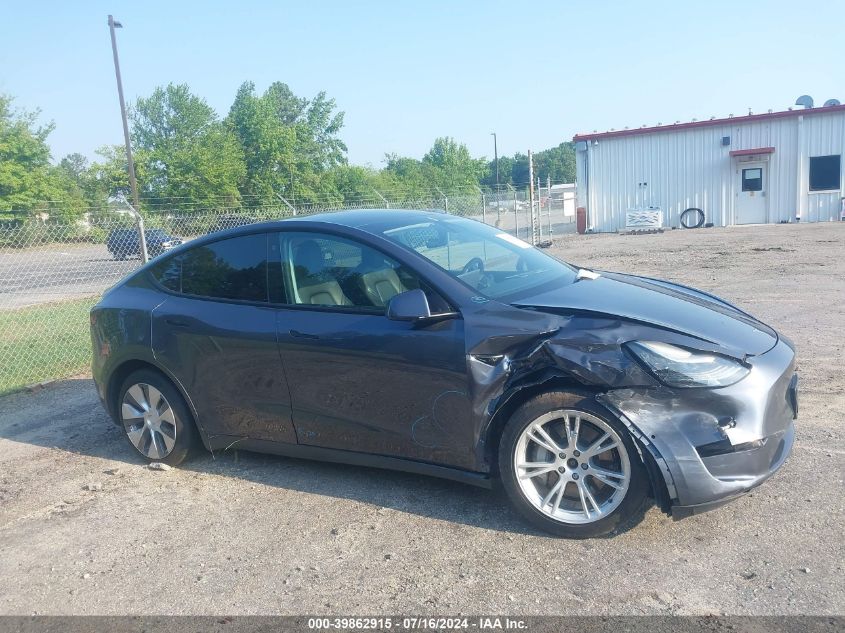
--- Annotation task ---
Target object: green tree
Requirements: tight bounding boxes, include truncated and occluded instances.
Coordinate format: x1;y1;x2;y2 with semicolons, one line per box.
533;142;576;184
85;146;133;205
57;153;88;185
502;143;576;187
264;82;346;171
422;137;487;191
325;164;382;204
0;94;85;219
58;152;114;210
481;154;515;189
227;81;297;205
382;154;433;199
131;84;245;211
227;81;347;205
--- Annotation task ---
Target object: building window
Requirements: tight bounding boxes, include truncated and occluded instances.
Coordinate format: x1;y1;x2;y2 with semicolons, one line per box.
742;167;763;192
809;155;841;192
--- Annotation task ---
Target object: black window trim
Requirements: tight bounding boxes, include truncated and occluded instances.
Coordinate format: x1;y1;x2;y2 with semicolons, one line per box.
145;224;461;316
808;154;842;193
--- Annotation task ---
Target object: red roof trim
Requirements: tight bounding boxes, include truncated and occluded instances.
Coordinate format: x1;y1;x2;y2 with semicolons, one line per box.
573;104;845;142
729;147;775;157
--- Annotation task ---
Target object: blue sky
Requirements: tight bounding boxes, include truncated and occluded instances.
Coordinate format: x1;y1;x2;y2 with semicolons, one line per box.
1;1;842;167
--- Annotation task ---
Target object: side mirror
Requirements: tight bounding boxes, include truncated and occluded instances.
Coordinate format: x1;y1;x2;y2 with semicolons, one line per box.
387;289;459;324
387;289;432;321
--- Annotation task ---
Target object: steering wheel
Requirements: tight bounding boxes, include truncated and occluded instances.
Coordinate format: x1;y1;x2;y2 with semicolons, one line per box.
461;257;485;276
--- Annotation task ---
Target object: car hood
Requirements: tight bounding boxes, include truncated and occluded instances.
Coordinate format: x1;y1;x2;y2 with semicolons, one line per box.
513;271;778;356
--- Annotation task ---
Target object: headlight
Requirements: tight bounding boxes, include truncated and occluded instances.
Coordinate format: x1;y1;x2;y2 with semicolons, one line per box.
627;341;750;388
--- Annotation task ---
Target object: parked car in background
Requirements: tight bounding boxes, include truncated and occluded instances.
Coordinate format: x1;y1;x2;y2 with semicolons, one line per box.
107;228;183;260
90;210;797;538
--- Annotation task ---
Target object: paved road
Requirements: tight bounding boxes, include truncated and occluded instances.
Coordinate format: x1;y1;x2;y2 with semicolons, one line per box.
0;244;142;309
0;223;842;615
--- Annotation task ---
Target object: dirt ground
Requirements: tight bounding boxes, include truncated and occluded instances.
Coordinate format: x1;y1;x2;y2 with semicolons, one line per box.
0;222;843;616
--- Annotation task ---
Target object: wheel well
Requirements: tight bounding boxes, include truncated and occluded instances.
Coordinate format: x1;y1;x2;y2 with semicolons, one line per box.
106;359;208;451
106;360;174;421
637;441;673;515
483;377;597;475
483;379;672;512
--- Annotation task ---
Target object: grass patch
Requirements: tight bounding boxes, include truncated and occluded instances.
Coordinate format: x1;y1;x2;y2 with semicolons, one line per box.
0;297;98;395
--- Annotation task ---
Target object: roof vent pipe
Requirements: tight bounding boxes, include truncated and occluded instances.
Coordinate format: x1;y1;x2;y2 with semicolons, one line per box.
823;99;841;107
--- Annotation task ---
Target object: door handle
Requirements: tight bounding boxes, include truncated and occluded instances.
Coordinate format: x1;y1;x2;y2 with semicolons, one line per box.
165;318;190;328
289;329;320;340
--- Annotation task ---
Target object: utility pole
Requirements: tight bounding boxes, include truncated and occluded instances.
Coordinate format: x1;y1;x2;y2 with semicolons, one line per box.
108;15;141;212
491;132;500;224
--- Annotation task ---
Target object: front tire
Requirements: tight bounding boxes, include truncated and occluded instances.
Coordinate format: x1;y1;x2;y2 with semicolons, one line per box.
117;369;198;467
499;391;649;538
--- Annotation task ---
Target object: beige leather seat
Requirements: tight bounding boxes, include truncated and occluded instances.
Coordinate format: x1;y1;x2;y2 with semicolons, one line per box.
292;240;352;306
360;268;406;307
298;280;352;306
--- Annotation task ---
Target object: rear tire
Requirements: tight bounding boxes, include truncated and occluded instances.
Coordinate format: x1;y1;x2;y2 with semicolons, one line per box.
117;369;198;467
499;391;649;538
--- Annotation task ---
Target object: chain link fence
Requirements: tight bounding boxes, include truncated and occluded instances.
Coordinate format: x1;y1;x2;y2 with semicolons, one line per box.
0;186;574;394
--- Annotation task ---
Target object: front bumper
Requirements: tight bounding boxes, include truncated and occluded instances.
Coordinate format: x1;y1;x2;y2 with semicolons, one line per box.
600;338;797;518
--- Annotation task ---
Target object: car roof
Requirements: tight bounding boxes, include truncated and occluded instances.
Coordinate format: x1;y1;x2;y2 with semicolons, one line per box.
139;209;459;262
205;208;452;239
261;208;446;230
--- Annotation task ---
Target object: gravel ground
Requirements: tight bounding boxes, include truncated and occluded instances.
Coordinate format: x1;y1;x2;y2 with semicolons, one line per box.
0;222;842;616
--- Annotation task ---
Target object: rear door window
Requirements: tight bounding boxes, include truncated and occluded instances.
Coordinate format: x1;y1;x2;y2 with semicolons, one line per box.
150;233;269;302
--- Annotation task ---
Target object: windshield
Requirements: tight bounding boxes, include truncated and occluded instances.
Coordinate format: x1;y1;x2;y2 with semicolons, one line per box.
382;216;576;300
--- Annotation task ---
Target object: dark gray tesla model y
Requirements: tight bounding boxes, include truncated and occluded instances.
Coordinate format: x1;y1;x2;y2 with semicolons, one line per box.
90;210;797;537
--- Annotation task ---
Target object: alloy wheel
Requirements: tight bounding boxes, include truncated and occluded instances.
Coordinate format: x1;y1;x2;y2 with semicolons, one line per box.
121;383;177;460
514;409;631;524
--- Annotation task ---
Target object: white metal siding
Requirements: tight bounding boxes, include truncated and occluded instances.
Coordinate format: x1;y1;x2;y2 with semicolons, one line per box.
576;110;845;231
803;113;845;222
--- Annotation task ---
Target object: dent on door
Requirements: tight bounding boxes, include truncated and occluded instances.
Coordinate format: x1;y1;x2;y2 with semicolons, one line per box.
151;297;296;443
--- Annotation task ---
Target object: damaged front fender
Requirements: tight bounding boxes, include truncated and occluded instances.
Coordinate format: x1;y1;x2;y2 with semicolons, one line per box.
460;300;795;519
464;303;707;469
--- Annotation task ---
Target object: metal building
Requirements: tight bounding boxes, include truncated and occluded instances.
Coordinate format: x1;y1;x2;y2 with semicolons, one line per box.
574;103;845;232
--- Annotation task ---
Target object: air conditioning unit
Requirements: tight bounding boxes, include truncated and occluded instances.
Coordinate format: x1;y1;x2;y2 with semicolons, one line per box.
625;207;663;230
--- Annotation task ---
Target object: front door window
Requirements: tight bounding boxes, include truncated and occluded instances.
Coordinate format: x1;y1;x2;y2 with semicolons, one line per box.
278;232;449;312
